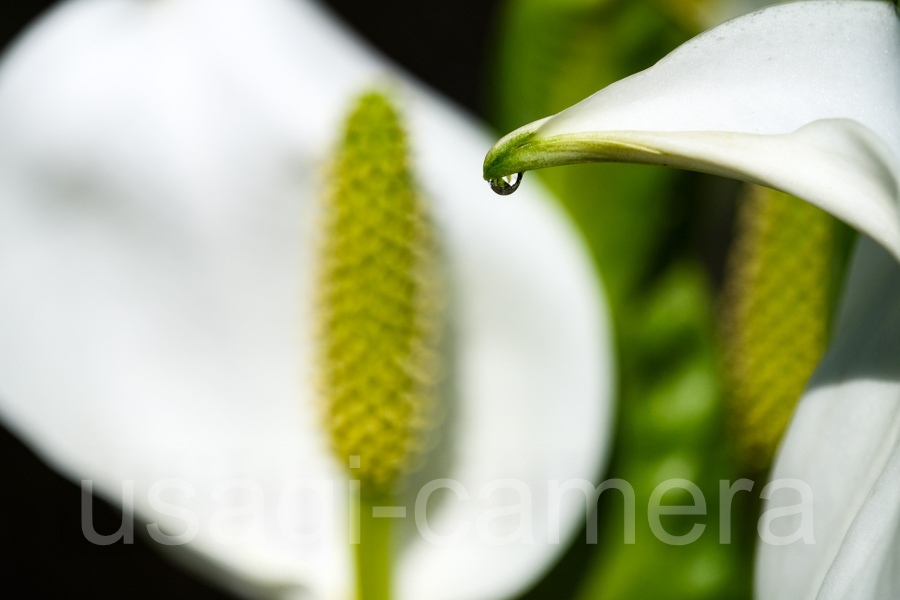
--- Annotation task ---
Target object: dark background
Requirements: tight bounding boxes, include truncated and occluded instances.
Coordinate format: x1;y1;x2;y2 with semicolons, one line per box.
0;0;502;598
0;0;498;115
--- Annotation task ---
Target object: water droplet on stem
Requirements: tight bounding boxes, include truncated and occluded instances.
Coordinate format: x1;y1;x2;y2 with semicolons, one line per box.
489;172;524;196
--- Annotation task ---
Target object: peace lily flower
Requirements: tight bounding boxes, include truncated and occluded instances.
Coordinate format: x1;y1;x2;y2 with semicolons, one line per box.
484;1;900;599
0;0;614;599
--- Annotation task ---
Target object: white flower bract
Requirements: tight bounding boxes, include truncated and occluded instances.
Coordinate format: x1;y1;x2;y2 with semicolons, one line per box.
0;0;615;599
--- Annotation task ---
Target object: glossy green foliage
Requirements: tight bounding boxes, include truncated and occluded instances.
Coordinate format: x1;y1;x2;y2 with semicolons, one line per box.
577;265;750;600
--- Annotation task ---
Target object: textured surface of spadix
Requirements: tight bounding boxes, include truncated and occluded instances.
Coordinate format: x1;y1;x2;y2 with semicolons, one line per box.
0;0;614;599
756;237;900;600
485;0;900;260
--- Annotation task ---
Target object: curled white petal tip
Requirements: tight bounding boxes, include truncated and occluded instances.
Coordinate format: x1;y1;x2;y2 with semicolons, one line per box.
0;0;614;598
485;0;900;261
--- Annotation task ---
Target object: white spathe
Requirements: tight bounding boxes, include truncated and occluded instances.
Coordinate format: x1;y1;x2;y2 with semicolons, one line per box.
758;237;900;600
0;1;615;599
483;1;900;599
486;1;900;258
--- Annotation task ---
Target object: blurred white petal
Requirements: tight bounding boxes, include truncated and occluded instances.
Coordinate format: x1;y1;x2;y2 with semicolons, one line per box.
0;0;614;598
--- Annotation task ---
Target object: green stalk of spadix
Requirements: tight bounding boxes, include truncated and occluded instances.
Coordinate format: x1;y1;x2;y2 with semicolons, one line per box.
317;91;443;600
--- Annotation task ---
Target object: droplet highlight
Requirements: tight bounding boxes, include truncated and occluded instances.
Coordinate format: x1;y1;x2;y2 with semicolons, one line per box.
489;172;524;196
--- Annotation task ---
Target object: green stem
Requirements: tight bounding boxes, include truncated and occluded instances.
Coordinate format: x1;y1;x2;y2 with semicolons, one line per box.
355;492;393;600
